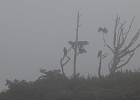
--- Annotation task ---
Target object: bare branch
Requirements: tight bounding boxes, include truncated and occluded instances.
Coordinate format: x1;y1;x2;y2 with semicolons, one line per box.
118;49;128;58
101;53;108;59
117;52;134;69
118;34;125;49
60;46;72;74
62;56;70;67
128;44;140;54
102;33;114;53
113;16;120;48
78;24;82;28
117;16;135;50
67;47;72;52
117;21;125;46
123;16;135;37
104;16;140;75
123;29;140;51
108;58;113;69
117;22;126;49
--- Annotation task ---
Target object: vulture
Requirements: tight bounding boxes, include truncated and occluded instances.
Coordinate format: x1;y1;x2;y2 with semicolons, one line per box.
78;48;87;54
63;47;67;56
68;41;75;49
98;27;108;34
97;50;102;58
68;40;89;49
78;41;89;48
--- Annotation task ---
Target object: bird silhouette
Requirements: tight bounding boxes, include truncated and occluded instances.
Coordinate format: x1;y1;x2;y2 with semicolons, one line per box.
78;47;87;54
68;41;76;49
63;47;67;56
97;50;102;58
78;41;89;48
98;27;108;34
68;40;89;49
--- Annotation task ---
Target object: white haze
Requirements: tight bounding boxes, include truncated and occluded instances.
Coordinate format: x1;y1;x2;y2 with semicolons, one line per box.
0;0;140;91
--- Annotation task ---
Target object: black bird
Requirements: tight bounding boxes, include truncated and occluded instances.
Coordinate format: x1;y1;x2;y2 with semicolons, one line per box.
78;41;89;48
97;50;102;58
78;48;87;54
98;27;108;34
63;47;67;56
68;40;75;49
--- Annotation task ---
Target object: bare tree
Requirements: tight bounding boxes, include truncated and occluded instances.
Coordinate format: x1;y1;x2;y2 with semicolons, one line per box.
60;11;89;76
60;47;71;75
97;50;107;78
73;11;81;76
71;11;89;76
99;16;140;75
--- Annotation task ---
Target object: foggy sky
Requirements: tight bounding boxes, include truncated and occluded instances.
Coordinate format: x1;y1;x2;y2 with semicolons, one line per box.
0;0;140;91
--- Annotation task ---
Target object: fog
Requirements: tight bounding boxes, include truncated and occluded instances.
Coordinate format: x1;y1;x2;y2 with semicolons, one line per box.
0;0;140;91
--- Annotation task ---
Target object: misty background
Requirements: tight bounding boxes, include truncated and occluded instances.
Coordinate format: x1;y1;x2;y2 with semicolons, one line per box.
0;0;140;91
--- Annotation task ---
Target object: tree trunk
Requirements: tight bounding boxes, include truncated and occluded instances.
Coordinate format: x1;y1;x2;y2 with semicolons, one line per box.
98;56;102;78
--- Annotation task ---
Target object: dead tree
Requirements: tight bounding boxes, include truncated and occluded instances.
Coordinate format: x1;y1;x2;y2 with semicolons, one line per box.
97;50;107;78
60;47;71;75
100;16;140;75
71;11;89;76
60;11;89;76
73;11;81;76
68;40;89;76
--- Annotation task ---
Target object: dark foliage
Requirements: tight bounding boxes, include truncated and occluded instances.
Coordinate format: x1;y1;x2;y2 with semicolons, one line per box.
0;69;140;100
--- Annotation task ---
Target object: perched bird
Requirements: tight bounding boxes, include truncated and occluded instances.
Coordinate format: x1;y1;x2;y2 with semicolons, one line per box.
68;40;89;49
98;27;108;34
78;48;87;54
97;50;102;58
63;47;67;56
68;41;76;49
78;41;89;48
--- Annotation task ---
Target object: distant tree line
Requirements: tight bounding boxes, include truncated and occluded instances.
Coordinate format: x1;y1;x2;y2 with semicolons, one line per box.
0;68;140;100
